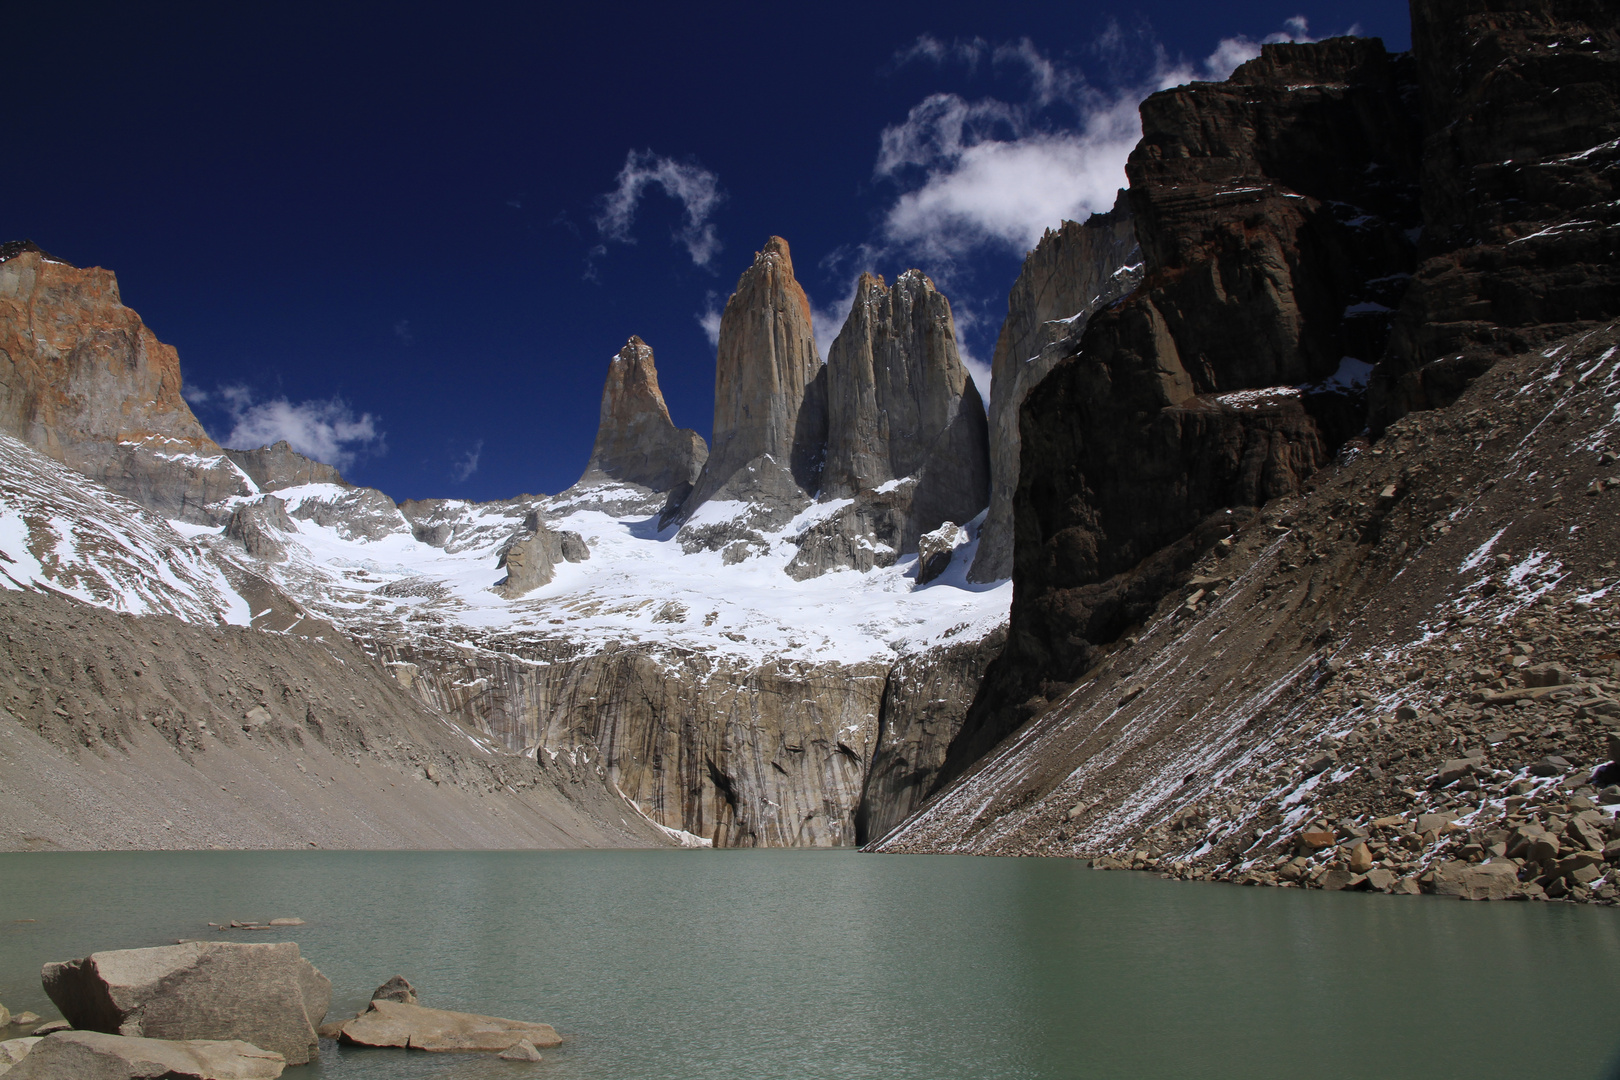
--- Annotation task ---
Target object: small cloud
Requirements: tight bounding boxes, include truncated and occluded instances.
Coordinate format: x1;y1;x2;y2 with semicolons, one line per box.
594;150;726;268
696;290;725;347
393;319;414;346
452;439;483;482
506;197;523;209
192;384;385;470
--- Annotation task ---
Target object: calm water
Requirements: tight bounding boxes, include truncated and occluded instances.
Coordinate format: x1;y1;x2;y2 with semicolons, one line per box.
1;850;1618;1079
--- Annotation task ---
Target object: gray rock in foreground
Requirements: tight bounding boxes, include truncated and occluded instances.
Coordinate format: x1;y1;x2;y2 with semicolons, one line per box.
335;999;560;1053
41;942;329;1066
4;1030;284;1080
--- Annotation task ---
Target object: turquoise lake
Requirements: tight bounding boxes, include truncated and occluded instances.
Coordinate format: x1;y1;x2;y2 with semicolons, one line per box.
1;850;1617;1079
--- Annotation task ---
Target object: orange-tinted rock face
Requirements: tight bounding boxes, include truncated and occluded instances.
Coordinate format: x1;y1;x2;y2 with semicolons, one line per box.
0;242;250;519
579;335;707;494
684;236;825;514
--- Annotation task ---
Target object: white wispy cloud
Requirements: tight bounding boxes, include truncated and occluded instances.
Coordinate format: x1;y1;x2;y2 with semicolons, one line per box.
696;290;725;347
393;319;414;346
595;150;726;267
188;384;385;470
873;18;1331;265
452;439;483;482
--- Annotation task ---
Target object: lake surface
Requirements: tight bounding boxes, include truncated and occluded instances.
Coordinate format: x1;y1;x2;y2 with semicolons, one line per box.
1;850;1618;1079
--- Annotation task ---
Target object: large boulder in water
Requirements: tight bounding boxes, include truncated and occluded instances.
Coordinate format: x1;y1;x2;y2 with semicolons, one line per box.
335;999;561;1053
4;1030;284;1079
40;942;330;1066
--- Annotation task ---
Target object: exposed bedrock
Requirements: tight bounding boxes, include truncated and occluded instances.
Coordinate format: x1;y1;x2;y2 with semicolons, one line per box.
819;270;989;551
578;335;708;495
1370;0;1620;428
493;523;589;598
939;36;1425;788
678;237;825;528
225;440;349;492
0;243;252;520
380;630;1000;848
969;194;1143;583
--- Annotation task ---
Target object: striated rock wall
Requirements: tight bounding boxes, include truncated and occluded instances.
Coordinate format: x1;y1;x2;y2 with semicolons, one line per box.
0;243;252;520
969;195;1142;583
821;270;989;546
578;336;708;495
939;37;1425;788
1370;0;1620;428
225;440;349;492
682;237;825;518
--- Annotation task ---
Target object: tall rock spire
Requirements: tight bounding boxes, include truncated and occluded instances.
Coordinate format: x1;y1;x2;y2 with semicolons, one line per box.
682;237;825;514
578;335;707;494
822;269;988;533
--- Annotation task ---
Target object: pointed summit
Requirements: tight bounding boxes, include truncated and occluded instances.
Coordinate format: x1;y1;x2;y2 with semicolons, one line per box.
579;335;707;493
681;236;825;516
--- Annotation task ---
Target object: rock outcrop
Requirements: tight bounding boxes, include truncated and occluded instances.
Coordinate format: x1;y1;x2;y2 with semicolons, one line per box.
6;1030;285;1080
969;195;1142;583
578;336;708;497
494;523;589;598
1369;0;1620;429
678;237;824;535
223;441;348;493
0;242;252;521
818;270;989;550
41;942;330;1066
939;36;1425;788
334;1000;560;1053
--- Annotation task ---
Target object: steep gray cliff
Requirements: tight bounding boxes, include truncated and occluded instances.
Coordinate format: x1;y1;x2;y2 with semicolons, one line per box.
225;441;349;492
578;336;708;495
679;237;825;529
968;195;1142;583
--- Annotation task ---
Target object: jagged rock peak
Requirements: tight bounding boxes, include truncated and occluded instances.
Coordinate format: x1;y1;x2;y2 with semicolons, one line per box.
682;235;825;514
968;191;1142;582
226;440;349;492
821;267;988;536
579;335;708;494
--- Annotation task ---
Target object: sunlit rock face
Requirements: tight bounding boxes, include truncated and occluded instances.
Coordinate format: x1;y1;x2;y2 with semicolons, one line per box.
578;335;708;496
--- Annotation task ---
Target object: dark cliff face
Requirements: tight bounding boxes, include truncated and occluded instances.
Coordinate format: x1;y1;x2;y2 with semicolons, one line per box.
1371;0;1620;428
937;37;1427;786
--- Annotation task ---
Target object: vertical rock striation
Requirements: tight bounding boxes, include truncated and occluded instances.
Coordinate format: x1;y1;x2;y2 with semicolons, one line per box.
578;335;708;495
969;194;1143;583
681;237;825;520
820;270;989;542
939;37;1425;787
0;241;253;520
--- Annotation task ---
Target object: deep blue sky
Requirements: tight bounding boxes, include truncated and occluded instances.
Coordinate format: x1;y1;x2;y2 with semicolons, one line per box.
9;1;1411;503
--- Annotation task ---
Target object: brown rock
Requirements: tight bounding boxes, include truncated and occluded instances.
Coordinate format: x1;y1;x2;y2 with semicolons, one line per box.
4;1030;284;1080
682;237;824;517
336;999;560;1054
1432;860;1525;900
369;976;417;1005
577;336;708;495
1363;867;1399;892
1347;841;1375;873
498;1038;544;1061
40;941;330;1066
1299;829;1336;850
0;243;253;520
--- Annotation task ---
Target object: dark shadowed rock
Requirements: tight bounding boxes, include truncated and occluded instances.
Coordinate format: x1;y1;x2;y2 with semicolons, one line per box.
335;999;560;1053
5;1030;285;1080
914;521;968;586
680;237;824;525
0;246;252;520
225;497;295;561
970;193;1143;583
578;336;708;493
820;270;989;550
939;37;1422;790
1370;0;1620;429
40;942;330;1066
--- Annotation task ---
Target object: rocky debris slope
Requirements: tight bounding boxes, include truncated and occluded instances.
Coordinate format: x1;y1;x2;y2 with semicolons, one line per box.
577;335;708;501
0;584;667;851
43;942;329;1065
1372;0;1620;428
679;237;825;536
879;322;1620;906
938;35;1427;793
0;243;255;521
970;193;1142;583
